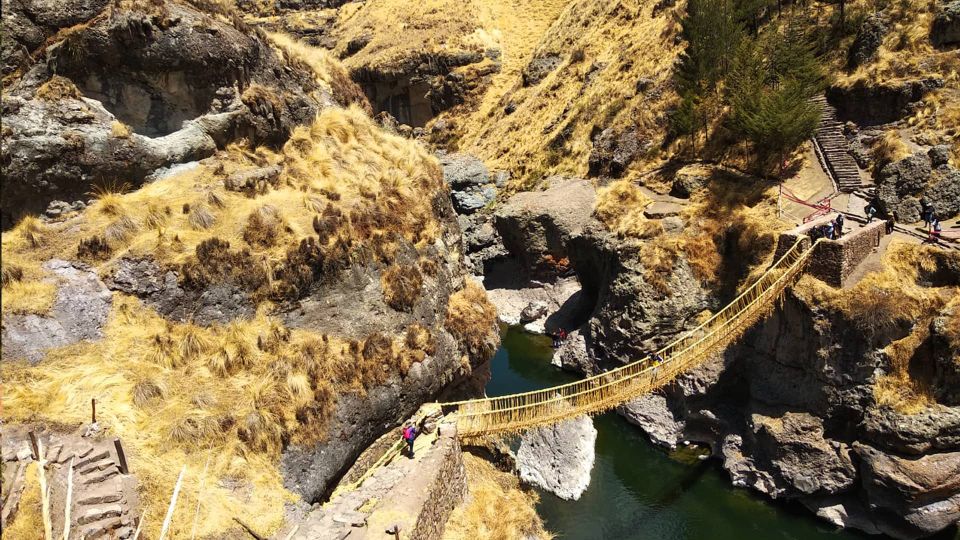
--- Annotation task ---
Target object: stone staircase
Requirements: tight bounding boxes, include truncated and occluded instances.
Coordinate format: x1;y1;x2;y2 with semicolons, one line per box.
2;427;140;539
812;95;863;193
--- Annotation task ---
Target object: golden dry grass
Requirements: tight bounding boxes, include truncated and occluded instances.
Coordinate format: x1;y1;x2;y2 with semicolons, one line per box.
839;0;948;85
111;120;133;138
871;129;911;171
265;32;370;111
593;180;659;239
443;453;551;540
445;281;498;358
0;104;453;537
330;0;487;74
797;242;957;414
451;0;683;183
1;279;57;315
594;170;783;293
4;463;44;537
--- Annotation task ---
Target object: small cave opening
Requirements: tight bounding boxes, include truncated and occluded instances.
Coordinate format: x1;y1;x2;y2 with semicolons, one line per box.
75;71;216;137
363;77;433;128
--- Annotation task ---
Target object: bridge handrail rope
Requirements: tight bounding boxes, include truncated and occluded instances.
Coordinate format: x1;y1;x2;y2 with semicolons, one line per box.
443;237;817;436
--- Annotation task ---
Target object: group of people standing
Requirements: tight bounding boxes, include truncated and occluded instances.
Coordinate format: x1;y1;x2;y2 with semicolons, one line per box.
809;212;845;241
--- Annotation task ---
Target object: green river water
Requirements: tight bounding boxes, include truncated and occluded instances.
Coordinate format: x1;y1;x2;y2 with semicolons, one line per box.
485;325;958;540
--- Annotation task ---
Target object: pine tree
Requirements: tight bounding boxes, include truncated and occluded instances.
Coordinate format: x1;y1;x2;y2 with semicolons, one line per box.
672;0;744;149
726;23;823;177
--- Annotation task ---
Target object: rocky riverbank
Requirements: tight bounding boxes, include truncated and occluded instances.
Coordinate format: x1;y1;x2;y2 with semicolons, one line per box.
444;155;960;539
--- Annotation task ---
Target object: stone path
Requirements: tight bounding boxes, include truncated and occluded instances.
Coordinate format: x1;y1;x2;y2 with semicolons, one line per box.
281;409;463;540
812;95;865;193
2;425;140;539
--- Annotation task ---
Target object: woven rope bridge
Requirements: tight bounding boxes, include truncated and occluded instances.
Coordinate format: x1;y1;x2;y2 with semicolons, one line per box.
442;237;815;437
330;238;815;500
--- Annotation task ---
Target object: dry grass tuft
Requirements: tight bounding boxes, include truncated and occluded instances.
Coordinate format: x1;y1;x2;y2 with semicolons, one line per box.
243;206;287;249
105;215;140;244
3;462;44;536
188;204;217;230
13;216;45;249
871;130;911;172
1;279;57;315
444;453;551;540
1;264;25;287
381;265;424;311
36;75;81;101
445;281;498;358
266;32;370;111
132;377;166;407
594;180;658;239
77;235;112;261
111;120;132;138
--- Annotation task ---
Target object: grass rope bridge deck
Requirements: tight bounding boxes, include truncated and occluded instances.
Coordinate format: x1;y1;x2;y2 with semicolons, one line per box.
332;238;816;497
443;237;816;437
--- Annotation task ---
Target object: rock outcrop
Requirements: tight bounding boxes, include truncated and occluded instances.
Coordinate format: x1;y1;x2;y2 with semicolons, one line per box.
1;0;339;228
827;78;943;125
516;414;597;500
848;14;889;69
1;259;111;364
613;284;960;539
876;150;960;222
932;0;960;47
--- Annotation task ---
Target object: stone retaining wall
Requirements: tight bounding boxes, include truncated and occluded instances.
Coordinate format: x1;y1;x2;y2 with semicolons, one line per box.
410;426;467;540
775;215;887;287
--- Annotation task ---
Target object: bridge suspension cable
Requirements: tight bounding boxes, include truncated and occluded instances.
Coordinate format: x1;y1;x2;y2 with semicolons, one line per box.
443;238;815;437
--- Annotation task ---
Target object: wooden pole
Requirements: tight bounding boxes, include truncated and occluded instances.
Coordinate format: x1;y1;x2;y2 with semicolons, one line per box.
28;431;40;460
282;525;300;540
190;459;210;540
132;512;146;540
158;466;186;540
63;457;74;540
233;517;266;540
36;439;53;540
113;440;128;475
91;398;97;424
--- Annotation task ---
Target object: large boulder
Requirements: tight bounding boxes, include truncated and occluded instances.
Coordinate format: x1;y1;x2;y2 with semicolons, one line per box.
551;329;593;375
931;0;960;47
441;153;496;214
493;176;604;281
742;412;857;498
618;393;686;449
670;164;710;198
588;127;642;178
440;153;490;189
516;414;597;500
926;168;960;219
876;153;933;222
860;406;960;455
848;14;889;69
855;443;960;538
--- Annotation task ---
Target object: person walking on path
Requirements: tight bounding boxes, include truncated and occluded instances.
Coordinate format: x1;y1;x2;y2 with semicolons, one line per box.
402;423;418;458
865;203;877;223
926;219;943;245
921;199;937;228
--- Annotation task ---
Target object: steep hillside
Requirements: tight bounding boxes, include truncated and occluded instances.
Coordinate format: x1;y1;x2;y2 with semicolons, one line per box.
0;2;498;537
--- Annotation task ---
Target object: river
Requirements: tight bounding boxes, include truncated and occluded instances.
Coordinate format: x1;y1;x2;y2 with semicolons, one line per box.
486;325;921;540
